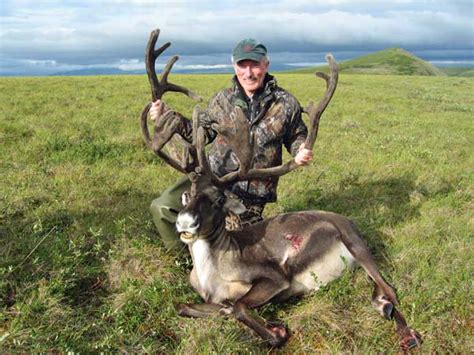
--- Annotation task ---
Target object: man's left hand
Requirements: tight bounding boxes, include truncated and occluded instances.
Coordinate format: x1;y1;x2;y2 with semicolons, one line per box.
295;143;313;166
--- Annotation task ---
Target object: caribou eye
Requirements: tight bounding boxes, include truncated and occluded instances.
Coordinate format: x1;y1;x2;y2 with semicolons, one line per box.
214;197;225;208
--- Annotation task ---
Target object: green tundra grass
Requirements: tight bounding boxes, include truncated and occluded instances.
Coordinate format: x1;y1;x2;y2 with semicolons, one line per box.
0;72;473;353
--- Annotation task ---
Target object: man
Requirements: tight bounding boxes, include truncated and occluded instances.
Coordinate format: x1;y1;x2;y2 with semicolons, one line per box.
150;38;313;250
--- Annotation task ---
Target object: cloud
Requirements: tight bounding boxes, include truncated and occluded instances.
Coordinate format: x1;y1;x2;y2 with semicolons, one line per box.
0;0;472;75
0;54;234;76
22;59;58;67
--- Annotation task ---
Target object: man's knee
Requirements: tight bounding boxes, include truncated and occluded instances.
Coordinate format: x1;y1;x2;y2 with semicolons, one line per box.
150;197;183;250
150;196;164;215
150;197;178;222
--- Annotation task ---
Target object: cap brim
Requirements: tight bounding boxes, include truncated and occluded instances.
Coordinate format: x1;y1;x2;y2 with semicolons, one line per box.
234;52;264;63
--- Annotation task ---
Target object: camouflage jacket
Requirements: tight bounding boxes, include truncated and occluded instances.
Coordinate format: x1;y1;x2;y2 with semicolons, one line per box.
178;74;307;204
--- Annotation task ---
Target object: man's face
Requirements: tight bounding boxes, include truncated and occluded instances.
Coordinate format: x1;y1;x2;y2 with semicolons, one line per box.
233;59;269;97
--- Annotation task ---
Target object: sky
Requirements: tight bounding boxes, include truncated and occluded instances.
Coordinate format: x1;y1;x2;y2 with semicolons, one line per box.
0;0;473;76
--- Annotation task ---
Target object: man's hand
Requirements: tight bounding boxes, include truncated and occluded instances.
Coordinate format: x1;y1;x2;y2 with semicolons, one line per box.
295;143;313;166
148;99;181;151
150;99;169;121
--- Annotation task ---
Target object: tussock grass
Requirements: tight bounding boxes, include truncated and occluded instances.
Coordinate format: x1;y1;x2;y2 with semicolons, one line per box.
1;73;473;352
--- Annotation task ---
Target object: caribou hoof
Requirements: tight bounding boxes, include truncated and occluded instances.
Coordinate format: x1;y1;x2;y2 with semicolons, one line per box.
400;328;422;351
218;305;234;316
268;325;289;347
383;302;394;320
176;304;190;317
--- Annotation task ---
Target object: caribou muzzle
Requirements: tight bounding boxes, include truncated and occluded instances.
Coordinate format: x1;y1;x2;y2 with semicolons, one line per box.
176;211;200;243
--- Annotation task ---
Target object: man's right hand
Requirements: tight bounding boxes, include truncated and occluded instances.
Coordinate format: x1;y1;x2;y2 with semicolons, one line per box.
148;99;182;151
150;99;169;121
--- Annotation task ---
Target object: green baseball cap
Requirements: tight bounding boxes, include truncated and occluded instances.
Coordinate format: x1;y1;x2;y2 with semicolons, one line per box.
232;38;268;63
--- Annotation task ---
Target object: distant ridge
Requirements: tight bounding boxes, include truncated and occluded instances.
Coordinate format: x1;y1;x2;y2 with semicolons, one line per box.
52;68;142;76
292;48;446;76
439;67;474;77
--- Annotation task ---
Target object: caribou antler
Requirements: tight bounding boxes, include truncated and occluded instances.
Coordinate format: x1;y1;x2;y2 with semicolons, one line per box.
145;29;202;102
140;28;202;173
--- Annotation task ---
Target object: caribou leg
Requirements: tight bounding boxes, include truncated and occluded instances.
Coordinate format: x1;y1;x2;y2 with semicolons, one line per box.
337;243;422;351
334;223;422;351
370;282;422;350
177;303;233;318
233;278;290;347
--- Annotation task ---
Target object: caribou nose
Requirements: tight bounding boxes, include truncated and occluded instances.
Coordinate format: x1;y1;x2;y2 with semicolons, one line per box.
176;212;200;233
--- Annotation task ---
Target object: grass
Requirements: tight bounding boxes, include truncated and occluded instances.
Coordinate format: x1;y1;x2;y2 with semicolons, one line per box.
1;72;473;352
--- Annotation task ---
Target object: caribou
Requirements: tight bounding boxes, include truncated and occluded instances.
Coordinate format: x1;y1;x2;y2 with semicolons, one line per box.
140;29;422;350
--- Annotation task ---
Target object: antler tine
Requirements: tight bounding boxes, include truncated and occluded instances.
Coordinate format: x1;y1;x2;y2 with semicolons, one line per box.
161;56;202;101
160;55;179;88
224;54;339;181
191;104;200;146
304;54;338;150
193;107;220;183
145;29;169;101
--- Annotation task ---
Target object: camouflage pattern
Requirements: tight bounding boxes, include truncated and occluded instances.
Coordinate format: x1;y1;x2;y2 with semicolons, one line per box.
177;74;307;204
225;199;265;231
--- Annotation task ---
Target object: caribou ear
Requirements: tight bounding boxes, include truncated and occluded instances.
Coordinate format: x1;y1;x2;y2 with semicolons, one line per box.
181;191;191;206
223;198;247;215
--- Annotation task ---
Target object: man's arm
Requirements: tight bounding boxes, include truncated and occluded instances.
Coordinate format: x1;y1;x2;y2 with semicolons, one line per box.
149;98;218;144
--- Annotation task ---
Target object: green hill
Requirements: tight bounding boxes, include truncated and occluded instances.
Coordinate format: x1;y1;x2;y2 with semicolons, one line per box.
293;48;446;76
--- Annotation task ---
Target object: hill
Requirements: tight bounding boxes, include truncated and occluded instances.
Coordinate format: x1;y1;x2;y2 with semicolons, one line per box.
293;48;446;76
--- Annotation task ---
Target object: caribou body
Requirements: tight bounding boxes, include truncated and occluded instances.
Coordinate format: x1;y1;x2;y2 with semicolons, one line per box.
178;205;361;307
140;29;422;350
175;185;419;349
